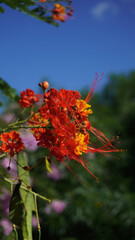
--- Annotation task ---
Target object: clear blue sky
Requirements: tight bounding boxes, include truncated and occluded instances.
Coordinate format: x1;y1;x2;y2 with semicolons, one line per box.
0;0;135;94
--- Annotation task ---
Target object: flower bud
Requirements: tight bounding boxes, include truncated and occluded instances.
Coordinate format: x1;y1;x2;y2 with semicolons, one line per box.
42;81;49;90
23;166;30;171
39;81;49;92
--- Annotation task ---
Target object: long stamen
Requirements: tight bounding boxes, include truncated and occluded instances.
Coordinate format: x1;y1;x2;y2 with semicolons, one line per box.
85;73;104;103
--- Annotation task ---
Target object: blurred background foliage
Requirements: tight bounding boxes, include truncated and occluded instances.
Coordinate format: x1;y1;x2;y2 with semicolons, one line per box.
0;71;135;240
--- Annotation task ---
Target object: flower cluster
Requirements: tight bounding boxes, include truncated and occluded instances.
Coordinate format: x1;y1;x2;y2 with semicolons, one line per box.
52;3;66;22
28;88;92;161
52;3;73;22
0;131;24;157
19;89;39;108
39;1;73;22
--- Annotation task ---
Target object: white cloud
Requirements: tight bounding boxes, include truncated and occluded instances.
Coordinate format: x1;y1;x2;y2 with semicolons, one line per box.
90;2;119;20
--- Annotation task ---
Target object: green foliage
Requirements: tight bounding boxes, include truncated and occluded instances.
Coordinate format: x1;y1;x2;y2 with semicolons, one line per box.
7;229;18;240
0;77;19;102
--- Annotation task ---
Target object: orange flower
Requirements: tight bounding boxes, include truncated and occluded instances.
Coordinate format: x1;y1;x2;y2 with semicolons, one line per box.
52;3;66;22
0;131;24;157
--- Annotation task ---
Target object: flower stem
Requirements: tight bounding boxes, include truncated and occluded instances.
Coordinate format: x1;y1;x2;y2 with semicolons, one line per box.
3;177;51;202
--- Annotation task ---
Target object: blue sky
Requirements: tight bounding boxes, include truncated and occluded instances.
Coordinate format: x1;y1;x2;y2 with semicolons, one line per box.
0;0;135;94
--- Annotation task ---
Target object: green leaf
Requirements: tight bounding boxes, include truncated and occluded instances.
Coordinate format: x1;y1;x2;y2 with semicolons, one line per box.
7;229;17;240
17;153;33;240
17;153;36;212
22;192;33;240
9;181;24;227
17;153;31;191
0;77;19;102
45;156;52;173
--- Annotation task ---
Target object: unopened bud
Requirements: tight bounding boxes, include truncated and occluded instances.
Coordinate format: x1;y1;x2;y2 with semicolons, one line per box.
23;166;30;171
39;81;49;91
42;81;49;90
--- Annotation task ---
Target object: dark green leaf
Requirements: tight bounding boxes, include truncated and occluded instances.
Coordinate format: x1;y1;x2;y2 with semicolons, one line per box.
0;77;19;102
9;182;24;227
7;229;17;240
0;6;4;13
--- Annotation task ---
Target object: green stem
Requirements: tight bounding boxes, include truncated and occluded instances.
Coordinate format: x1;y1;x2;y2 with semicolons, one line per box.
0;153;6;159
34;195;40;229
38;228;41;240
3;177;51;202
0;124;49;133
13;225;18;240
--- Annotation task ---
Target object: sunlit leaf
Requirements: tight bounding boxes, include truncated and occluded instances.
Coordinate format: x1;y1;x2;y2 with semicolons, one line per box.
17;153;34;240
45;156;52;173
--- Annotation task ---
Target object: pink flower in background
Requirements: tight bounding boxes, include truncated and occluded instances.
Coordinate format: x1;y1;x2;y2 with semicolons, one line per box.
2;113;15;123
0;219;12;235
2;157;17;176
44;204;52;215
44;200;67;214
20;131;38;151
32;216;42;228
0;188;11;216
51;200;67;213
47;164;63;181
32;216;38;227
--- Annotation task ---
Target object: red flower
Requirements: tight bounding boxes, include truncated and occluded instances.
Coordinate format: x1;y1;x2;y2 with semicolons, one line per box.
19;89;39;108
0;131;24;157
27;77;123;180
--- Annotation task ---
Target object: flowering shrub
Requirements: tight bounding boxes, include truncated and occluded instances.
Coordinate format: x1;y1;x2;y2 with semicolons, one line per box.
0;76;123;239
